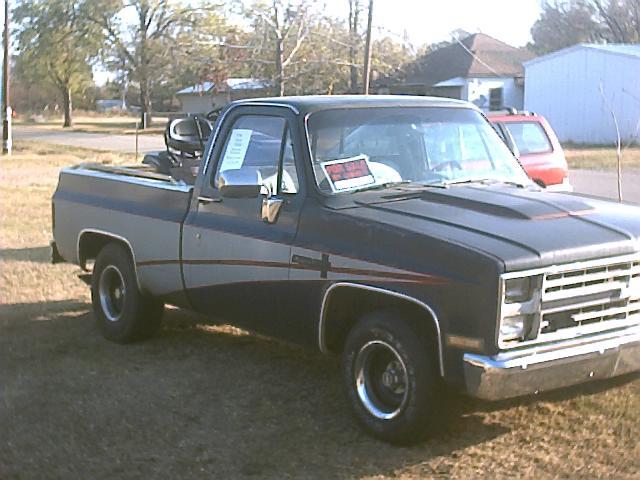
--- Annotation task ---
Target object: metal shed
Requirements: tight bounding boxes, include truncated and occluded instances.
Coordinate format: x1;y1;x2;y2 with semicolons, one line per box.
524;44;640;145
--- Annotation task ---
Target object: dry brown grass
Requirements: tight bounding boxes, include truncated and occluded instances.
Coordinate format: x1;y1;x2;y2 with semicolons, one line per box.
1;142;639;479
565;145;640;170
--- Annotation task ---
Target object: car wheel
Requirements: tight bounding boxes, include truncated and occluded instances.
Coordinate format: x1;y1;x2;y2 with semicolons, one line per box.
91;243;163;343
342;309;444;444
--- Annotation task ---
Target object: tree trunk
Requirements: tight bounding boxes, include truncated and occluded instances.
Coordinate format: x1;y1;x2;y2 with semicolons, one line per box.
362;0;374;95
349;0;360;93
139;79;152;129
274;36;285;97
62;86;73;128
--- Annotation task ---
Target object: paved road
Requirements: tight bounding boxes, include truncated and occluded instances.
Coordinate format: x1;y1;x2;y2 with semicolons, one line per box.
570;169;640;204
14;125;165;154
13;126;640;203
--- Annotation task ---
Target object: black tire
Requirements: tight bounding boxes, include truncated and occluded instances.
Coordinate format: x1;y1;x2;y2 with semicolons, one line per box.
341;309;444;444
91;243;163;343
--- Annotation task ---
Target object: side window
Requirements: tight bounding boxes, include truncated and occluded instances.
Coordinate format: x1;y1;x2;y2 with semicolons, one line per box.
214;115;299;194
281;129;299;194
504;122;553;155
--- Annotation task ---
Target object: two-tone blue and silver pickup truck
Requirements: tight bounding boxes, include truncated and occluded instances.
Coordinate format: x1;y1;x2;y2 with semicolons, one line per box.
51;96;640;444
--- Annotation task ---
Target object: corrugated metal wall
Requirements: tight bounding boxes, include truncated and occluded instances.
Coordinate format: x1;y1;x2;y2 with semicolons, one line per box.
525;48;640;145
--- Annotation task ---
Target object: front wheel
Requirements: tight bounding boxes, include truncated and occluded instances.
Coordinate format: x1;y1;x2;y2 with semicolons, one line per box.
342;310;444;444
91;243;164;343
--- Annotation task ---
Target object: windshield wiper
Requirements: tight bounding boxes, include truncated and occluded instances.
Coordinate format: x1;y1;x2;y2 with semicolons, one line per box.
352;180;413;193
427;178;527;188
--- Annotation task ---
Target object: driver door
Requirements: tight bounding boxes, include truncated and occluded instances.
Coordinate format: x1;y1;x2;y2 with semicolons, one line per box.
182;107;305;335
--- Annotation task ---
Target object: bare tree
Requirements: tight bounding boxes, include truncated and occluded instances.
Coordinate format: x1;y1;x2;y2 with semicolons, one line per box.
599;82;623;201
86;0;194;127
598;82;640;203
591;0;640;43
242;1;314;96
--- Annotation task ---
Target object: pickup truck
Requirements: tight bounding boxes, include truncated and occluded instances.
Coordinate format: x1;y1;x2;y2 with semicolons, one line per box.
51;96;640;444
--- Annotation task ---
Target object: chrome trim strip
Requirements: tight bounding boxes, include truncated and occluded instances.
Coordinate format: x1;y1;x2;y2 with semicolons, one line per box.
318;282;445;377
233;100;300;115
62;167;193;193
76;228;143;291
465;324;640;370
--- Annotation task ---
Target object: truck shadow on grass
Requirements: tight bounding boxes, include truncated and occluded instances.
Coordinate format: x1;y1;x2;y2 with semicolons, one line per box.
1;303;637;479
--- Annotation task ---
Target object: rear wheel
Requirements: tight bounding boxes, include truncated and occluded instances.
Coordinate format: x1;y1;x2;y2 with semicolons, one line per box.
91;243;163;343
342;309;444;444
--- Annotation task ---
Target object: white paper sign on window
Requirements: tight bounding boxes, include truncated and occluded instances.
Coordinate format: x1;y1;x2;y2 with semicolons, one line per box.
220;129;253;171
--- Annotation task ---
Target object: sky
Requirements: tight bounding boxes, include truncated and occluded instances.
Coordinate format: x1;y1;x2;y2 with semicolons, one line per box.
323;0;543;49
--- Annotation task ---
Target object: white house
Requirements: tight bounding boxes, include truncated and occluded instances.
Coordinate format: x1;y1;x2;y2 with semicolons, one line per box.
524;44;640;145
176;78;270;114
377;34;535;111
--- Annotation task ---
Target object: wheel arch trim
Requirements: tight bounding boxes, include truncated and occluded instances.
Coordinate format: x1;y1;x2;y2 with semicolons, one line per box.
77;228;142;291
319;282;445;377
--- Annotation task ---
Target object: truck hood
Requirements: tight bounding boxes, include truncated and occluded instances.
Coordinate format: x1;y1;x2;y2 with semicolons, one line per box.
348;185;640;271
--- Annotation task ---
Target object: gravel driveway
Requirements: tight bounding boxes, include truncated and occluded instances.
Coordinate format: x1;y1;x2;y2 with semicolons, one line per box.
570;169;640;204
14;126;165;154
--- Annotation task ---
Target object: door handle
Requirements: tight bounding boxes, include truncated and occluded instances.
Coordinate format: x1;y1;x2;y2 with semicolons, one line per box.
198;196;219;205
261;196;284;224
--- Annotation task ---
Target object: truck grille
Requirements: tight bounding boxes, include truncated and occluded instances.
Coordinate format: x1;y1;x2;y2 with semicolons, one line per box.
539;256;640;339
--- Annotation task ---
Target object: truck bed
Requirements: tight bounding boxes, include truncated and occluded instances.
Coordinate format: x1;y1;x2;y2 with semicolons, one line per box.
52;163;194;299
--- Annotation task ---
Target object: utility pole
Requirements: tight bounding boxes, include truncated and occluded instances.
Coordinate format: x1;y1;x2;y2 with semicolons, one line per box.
362;0;373;95
2;0;11;155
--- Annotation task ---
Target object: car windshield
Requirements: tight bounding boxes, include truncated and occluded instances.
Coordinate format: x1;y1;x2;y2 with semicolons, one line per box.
503;121;553;155
307;107;531;194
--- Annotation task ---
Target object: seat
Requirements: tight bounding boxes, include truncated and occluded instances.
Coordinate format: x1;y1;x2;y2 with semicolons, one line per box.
165;116;213;156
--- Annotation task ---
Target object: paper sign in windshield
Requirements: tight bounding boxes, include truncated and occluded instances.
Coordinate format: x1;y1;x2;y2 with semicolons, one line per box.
321;155;375;192
220;129;252;171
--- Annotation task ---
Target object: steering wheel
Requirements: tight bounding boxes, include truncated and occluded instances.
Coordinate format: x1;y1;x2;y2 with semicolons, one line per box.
430;160;462;172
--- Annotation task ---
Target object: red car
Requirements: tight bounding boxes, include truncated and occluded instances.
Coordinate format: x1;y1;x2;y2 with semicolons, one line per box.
488;110;572;191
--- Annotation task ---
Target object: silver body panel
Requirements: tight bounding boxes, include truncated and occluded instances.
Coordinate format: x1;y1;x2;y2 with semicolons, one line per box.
53;167;192;297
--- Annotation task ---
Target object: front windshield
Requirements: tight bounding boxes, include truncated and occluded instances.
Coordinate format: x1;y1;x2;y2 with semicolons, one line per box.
307;107;531;194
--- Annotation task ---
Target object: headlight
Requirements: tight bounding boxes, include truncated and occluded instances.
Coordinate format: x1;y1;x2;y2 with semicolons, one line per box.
499;314;529;342
504;277;531;303
499;274;542;347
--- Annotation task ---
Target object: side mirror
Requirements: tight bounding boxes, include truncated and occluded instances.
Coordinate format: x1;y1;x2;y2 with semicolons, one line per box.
218;169;262;198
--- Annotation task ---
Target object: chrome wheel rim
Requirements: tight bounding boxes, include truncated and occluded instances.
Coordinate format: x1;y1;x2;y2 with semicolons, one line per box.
99;265;126;322
354;340;409;420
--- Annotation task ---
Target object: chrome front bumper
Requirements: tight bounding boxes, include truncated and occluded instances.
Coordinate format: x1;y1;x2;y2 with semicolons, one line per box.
463;326;640;400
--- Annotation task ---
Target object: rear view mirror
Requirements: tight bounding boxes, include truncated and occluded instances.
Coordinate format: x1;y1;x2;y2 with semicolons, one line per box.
218;169;262;198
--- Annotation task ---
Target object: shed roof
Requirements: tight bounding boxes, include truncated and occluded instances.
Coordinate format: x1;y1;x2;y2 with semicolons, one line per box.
177;78;269;95
524;43;640;67
386;33;535;88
